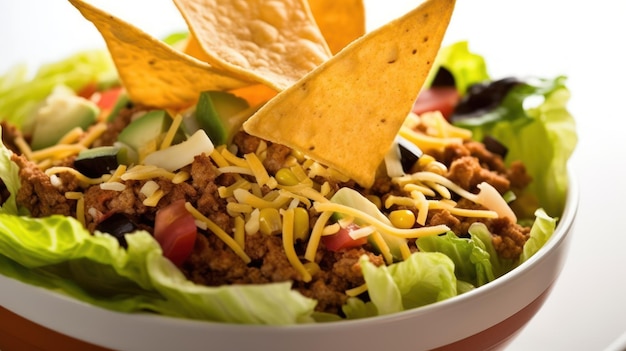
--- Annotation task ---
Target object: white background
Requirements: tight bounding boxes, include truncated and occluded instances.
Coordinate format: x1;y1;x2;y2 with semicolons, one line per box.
1;1;625;350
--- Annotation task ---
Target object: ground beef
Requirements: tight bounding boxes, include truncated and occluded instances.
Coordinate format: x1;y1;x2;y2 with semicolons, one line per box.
183;230;384;315
263;143;291;174
507;160;532;189
232;131;261;155
1;121;23;154
11;154;73;217
447;155;510;194
400;140;534;259
232;131;292;175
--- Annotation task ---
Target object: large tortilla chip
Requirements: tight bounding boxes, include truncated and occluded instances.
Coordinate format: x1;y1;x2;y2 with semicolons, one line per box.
69;0;253;110
243;0;456;188
173;0;332;91
308;0;365;54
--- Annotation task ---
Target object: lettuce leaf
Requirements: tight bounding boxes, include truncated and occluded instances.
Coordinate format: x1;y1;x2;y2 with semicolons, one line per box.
520;208;558;263
0;212;317;324
416;231;495;287
0;50;117;132
344;253;457;319
425;41;490;94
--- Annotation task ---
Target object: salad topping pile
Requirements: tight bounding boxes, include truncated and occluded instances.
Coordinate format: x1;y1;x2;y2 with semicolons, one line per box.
0;0;576;324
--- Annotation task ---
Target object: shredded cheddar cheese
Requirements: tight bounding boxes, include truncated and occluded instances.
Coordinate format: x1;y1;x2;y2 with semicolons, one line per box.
313;202;450;239
221;148;248;168
100;182;125;191
160;114;183;150
79;122;108;147
218;178;252;198
304;210;333;261
399;125;463;152
57;127;84;145
346;283;368;297
233;215;246;249
143;189;164;207
370;231;393;264
31;144;86;162
14;136;34;160
185;202;251;263
107;165;128;183
65;192;85;226
121;165;176;181
45;166;108;185
209;148;230;168
282;208;312;282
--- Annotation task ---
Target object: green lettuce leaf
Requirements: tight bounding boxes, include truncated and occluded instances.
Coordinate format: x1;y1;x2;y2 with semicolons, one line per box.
0;139;20;215
344;253;457;319
0;213;317;324
467;223;515;278
0;50;117;132
520;208;558;263
416;231;495;287
425;41;490;93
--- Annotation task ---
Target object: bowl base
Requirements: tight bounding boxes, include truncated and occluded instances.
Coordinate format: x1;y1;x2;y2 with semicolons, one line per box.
0;306;113;351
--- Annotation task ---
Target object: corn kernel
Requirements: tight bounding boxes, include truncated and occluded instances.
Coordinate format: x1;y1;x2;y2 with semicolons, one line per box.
389;209;416;229
275;168;300;186
259;208;282;235
293;207;310;241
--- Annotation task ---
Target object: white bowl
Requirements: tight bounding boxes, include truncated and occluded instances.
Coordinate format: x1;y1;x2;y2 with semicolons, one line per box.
0;171;578;351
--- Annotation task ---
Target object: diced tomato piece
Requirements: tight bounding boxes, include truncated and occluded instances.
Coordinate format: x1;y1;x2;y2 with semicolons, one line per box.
94;86;123;111
154;199;198;266
412;86;460;120
77;83;123;112
321;223;367;251
77;82;98;100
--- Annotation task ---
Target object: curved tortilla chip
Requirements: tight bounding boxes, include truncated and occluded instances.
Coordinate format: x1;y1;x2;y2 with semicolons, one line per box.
69;0;253;110
243;0;456;187
173;0;332;91
308;0;365;54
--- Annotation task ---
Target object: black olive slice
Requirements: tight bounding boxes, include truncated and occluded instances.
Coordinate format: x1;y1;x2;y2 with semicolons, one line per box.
396;136;423;173
482;135;509;159
95;212;139;248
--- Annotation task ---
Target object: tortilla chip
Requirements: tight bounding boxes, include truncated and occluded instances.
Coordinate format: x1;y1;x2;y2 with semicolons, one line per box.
243;0;456;188
173;0;332;91
183;32;214;64
308;0;365;54
69;0;253;110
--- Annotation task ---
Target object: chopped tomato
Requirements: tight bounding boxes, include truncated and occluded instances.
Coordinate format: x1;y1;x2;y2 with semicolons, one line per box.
77;83;123;111
94;86;123;111
154;199;197;266
321;223;367;251
77;82;98;100
412;86;460;120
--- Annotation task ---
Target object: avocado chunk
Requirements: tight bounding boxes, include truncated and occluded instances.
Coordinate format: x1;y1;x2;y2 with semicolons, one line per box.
30;85;100;150
195;91;252;145
74;145;124;178
105;90;132;122
330;187;407;262
117;110;185;162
